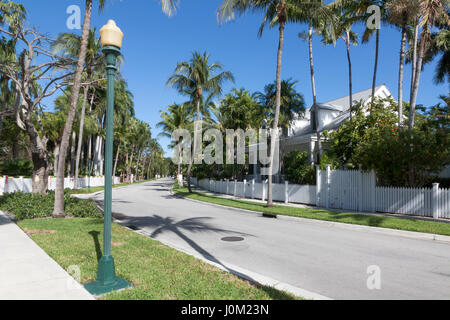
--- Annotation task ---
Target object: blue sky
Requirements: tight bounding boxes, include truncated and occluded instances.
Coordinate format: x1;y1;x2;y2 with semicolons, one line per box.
20;0;448;156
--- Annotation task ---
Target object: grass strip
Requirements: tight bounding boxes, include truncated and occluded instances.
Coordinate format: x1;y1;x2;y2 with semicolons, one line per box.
18;218;298;300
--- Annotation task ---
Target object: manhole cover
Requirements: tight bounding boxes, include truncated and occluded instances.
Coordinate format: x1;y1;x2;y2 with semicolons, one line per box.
221;236;244;242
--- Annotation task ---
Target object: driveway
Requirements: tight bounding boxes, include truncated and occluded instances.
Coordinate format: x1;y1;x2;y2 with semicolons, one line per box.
87;179;450;300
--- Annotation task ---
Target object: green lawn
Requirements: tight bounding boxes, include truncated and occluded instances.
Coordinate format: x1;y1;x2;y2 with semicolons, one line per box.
68;179;154;195
18;218;297;300
173;186;450;236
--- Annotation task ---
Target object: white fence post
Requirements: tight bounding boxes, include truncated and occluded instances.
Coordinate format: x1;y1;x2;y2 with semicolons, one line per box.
234;179;237;196
262;179;266;202
358;166;363;211
285;180;289;204
371;170;376;213
19;176;24;192
316;166;321;207
252;179;255;199
432;183;440;219
243;179;246;198
226;179;229;194
326;166;331;208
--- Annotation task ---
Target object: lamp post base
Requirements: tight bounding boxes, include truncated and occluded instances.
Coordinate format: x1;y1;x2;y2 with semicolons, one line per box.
83;255;132;296
84;276;132;296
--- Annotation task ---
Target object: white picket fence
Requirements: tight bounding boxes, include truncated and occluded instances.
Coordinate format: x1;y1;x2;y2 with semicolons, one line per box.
191;178;316;206
191;168;450;220
0;176;121;195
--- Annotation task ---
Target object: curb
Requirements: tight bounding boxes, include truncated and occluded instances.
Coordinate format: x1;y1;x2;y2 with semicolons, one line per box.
171;187;450;245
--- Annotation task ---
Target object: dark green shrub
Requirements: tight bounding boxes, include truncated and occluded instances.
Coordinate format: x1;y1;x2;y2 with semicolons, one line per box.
283;151;316;185
0;159;33;177
0;191;102;220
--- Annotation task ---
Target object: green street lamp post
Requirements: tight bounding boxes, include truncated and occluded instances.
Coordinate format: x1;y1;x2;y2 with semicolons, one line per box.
84;20;131;296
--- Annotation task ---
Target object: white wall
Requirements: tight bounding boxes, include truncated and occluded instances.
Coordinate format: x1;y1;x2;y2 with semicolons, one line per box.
0;176;121;195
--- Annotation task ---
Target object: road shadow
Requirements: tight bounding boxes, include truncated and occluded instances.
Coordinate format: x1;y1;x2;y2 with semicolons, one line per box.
116;214;294;300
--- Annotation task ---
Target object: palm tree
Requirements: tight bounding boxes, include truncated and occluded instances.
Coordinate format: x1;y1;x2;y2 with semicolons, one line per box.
218;0;303;207
409;0;448;130
256;79;305;136
157;103;193;183
297;1;334;163
323;8;359;118
167;51;234;192
53;0;179;217
52;29;103;189
386;0;420;130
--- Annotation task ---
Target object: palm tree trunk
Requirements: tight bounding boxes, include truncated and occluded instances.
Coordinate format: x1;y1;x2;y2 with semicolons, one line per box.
70;131;76;177
113;139;121;184
187;97;202;193
308;21;322;164
371;29;380;109
346;32;353;119
53;0;92;217
398;24;407;131
74;86;88;189
409;31;426;130
267;19;285;208
53;142;60;176
410;22;419;106
147;154;152;180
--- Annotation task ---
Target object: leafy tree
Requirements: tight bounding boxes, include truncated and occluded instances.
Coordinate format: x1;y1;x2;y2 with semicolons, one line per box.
283;150;315;185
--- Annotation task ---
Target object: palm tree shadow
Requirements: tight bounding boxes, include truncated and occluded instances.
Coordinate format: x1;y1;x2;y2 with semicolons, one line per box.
119;215;295;300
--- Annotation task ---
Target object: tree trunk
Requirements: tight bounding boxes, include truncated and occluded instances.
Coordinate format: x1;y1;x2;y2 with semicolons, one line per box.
308;21;322;164
398;24;407;131
346;32;353;118
53;0;92;217
74;86;89;189
410;22;419;106
409;30;427;130
267;20;285;208
70;131;76;177
53;142;60;176
147;154;153;180
113;139;121;184
27;125;49;194
187;96;202;193
371;29;380;109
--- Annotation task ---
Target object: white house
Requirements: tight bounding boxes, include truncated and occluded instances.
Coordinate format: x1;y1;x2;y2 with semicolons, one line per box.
281;84;393;164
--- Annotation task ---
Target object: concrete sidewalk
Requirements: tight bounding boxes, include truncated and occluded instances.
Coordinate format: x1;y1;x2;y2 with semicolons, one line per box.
0;212;93;300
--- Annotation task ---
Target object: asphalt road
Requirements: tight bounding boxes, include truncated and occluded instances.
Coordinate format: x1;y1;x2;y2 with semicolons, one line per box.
88;179;450;300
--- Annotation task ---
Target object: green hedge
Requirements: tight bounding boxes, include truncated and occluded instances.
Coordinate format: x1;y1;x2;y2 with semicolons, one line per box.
0;191;102;220
0;159;33;177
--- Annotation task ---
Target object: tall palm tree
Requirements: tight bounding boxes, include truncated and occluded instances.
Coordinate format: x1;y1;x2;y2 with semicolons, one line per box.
218;0;303;207
386;0;420;130
298;1;334;163
323;8;359;118
53;0;179;217
52;29;103;189
167;51;234;192
256;79;305;136
409;0;448;130
157;103;193;181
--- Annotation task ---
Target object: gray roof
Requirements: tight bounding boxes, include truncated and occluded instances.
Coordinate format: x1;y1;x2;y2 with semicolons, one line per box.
318;85;387;112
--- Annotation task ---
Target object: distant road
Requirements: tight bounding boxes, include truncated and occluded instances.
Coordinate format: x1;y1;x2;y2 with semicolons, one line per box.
88;178;450;300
